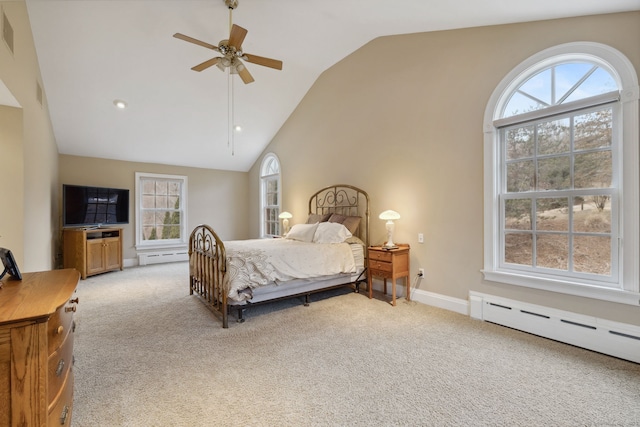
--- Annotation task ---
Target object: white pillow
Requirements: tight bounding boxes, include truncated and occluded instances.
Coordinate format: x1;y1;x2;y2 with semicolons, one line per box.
285;223;319;242
313;222;352;244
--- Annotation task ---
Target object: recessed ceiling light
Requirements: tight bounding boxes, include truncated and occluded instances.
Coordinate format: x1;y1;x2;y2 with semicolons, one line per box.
234;125;242;132
113;99;128;109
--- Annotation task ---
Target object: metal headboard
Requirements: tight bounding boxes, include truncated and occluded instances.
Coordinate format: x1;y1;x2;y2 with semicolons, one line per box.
308;184;370;249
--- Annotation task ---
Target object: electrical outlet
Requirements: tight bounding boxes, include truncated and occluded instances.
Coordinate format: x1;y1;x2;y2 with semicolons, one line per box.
418;268;424;277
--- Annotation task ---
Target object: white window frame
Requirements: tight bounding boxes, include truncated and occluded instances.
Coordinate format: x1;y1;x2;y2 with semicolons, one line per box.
483;42;640;305
135;172;188;250
260;153;281;238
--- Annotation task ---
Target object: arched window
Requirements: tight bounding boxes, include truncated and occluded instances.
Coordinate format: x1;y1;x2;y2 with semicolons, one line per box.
260;153;281;237
483;42;639;304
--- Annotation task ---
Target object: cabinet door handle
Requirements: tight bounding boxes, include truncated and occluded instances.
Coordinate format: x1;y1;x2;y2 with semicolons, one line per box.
60;405;69;425
70;297;79;304
65;306;76;313
56;359;65;377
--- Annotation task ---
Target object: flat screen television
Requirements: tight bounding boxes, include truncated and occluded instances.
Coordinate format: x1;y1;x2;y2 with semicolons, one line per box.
63;184;130;228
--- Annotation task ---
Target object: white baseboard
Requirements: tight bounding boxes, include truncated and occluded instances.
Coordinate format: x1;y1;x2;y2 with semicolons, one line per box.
469;291;640;364
369;280;468;315
411;288;469;315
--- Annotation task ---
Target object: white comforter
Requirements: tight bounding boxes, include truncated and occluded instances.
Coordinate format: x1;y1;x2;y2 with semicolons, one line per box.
224;238;357;302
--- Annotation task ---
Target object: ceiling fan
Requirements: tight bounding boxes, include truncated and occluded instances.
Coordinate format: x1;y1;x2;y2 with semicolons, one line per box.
173;0;283;84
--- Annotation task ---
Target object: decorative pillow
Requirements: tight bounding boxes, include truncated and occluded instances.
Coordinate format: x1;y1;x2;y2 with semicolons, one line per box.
285;223;319;242
306;213;332;224
313;222;352;244
328;214;361;235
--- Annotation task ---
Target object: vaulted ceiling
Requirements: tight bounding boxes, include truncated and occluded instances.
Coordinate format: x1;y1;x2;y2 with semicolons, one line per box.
18;0;640;171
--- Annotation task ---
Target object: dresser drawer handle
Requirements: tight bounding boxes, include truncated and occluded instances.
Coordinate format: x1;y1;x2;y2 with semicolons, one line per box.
65;306;76;313
60;405;69;425
70;297;79;304
56;359;65;377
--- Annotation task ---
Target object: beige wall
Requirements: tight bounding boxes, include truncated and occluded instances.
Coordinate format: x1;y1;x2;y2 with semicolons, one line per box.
0;106;24;266
249;12;640;325
0;1;58;271
59;155;249;262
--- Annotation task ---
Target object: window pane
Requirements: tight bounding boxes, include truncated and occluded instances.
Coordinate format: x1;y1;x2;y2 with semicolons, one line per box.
573;196;611;233
142;226;156;240
536;198;568;231
538;118;570;155
564;68;618;104
574;109;612;151
142;180;155;193
573;235;611;275
536;234;568;270
538;156;570;190
554;63;596;102
142;195;156;209
505;199;532;230
506;161;534;192
156;195;168;209
574;151;611;188
505;126;534;160
504;233;532;266
520;68;552;107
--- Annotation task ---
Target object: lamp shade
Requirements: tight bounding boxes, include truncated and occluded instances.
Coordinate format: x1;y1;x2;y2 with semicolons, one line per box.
379;210;401;221
278;212;293;219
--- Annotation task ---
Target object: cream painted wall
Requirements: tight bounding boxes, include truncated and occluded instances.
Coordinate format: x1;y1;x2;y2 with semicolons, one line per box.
0;2;58;271
59;155;249;263
249;12;640;325
0;106;24;266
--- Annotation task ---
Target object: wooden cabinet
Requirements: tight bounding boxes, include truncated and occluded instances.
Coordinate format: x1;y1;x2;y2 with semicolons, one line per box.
0;269;80;427
64;227;123;279
368;245;410;306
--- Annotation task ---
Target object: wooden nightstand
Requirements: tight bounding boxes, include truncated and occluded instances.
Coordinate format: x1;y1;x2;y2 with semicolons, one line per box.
367;244;410;306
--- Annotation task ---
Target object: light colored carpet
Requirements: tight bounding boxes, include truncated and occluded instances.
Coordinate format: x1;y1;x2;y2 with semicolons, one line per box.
71;262;640;427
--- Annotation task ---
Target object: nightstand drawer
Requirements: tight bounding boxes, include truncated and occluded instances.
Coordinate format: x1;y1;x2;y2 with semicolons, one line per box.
370;260;392;273
369;251;393;262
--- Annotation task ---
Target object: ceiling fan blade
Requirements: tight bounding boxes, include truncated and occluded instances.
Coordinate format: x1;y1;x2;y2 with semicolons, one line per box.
191;57;221;72
235;61;255;84
228;24;248;49
243;53;283;70
173;33;218;51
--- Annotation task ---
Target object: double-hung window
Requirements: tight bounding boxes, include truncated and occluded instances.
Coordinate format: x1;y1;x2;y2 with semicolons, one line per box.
135;172;188;248
260;154;281;237
483;42;640;304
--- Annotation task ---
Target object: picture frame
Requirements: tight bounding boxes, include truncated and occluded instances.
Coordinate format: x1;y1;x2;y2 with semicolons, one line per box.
0;248;22;281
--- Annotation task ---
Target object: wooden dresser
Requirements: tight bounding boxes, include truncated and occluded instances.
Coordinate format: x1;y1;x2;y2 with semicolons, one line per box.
0;269;80;427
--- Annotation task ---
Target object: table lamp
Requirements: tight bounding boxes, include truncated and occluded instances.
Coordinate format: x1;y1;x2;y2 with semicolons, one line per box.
379;210;400;248
279;211;293;234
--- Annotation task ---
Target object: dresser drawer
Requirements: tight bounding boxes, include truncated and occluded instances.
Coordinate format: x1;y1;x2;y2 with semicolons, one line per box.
370;260;393;274
48;370;74;426
48;330;74;405
48;301;76;353
369;250;393;262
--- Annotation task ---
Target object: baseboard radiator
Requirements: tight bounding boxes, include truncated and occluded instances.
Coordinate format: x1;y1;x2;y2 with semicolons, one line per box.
469;292;640;364
138;250;189;266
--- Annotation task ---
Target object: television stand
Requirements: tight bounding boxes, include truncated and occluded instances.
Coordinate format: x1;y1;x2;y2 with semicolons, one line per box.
63;227;123;279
